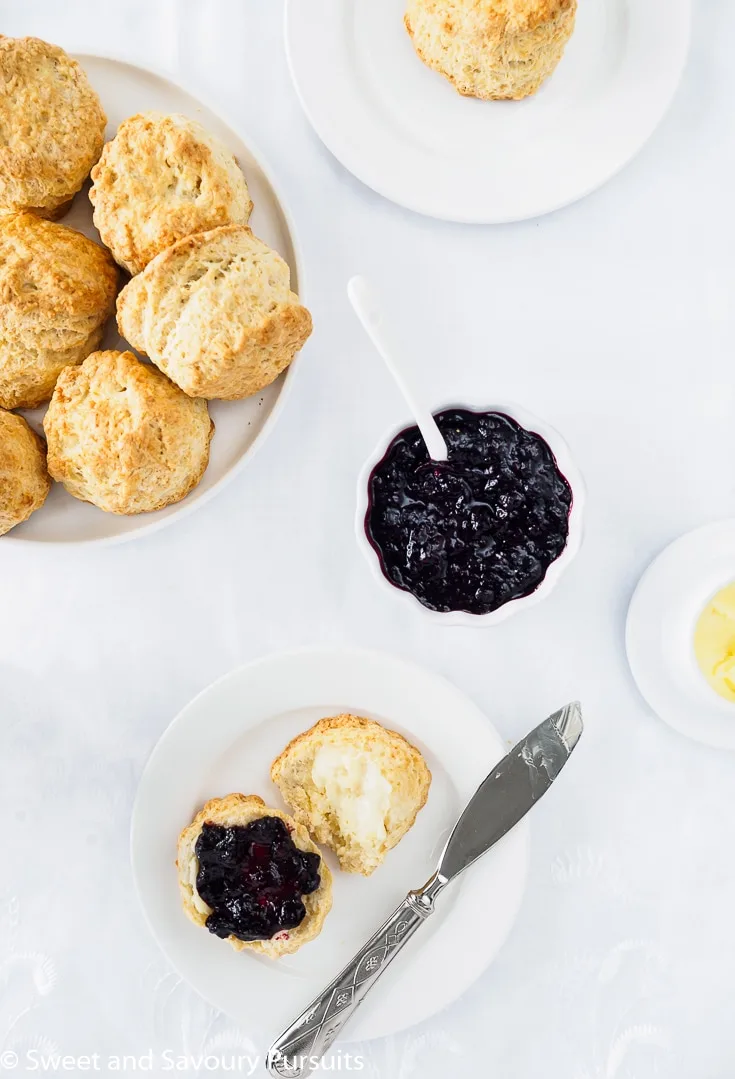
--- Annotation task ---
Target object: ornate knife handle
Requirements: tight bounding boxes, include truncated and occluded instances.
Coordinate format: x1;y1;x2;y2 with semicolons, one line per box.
266;873;447;1078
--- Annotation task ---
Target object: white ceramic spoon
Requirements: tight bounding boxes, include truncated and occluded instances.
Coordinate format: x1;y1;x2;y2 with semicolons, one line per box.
347;275;449;462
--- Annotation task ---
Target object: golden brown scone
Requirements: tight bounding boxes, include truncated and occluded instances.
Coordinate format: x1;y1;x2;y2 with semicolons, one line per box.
272;715;432;876
404;0;577;100
177;794;333;959
0;410;51;536
0;213;118;410
44;350;213;515
0;37;106;217
90;112;253;275
117;225;312;400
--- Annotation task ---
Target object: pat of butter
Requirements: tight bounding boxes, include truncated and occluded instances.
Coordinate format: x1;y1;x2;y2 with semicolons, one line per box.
311;745;392;843
694;582;735;703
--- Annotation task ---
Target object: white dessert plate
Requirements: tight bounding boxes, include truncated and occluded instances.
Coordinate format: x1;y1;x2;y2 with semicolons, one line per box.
285;0;691;223
131;648;530;1045
626;521;735;749
8;54;306;546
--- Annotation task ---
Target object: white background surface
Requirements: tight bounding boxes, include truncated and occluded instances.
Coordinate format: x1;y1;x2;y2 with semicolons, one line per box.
1;1;734;1076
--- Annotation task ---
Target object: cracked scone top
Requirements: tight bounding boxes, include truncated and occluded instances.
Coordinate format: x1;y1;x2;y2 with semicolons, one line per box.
90;112;253;275
44;350;213;515
0;409;50;537
404;0;577;100
0;213;118;411
117;225;312;400
0;36;106;217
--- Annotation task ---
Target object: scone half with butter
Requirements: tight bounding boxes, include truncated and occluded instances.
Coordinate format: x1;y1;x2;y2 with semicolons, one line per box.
177;794;332;959
271;715;432;876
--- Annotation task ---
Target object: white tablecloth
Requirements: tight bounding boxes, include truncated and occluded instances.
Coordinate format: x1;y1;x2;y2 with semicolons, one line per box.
1;1;734;1075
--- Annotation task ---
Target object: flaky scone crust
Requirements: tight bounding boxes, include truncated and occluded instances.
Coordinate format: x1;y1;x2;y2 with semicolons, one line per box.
176;794;333;959
90;112;253;275
0;37;106;216
44;350;213;515
0;213;119;410
116;225;312;400
271;715;432;876
405;0;577;100
0;409;50;536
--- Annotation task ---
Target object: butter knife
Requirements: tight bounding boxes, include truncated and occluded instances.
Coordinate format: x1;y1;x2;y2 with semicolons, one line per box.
266;701;583;1078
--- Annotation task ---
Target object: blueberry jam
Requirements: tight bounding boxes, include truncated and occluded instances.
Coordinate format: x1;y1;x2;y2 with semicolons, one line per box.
366;409;573;616
195;817;321;943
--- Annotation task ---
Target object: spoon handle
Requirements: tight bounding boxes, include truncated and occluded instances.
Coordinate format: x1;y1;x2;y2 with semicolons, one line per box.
348;276;449;462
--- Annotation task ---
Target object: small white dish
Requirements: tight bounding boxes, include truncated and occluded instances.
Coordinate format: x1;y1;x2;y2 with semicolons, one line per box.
131;648;529;1045
626;521;735;749
285;0;691;223
6;53;307;547
356;403;585;627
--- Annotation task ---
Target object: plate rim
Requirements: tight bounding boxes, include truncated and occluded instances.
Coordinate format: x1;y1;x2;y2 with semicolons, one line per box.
5;49;309;549
284;0;693;224
130;645;531;1041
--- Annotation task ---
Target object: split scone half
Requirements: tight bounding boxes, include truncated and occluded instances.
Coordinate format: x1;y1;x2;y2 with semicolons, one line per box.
404;0;577;101
271;715;432;876
177;794;332;959
117;224;312;400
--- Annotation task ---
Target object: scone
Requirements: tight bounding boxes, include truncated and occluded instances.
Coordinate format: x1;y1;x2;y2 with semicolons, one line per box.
0;37;106;217
0;213;118;410
117;225;312;400
0;410;50;536
404;0;577;100
271;715;432;876
90;112;253;275
44;350;213;515
177;794;332;959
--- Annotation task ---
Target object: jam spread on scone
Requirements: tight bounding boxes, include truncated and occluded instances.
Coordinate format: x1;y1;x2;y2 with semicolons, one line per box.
366;409;572;615
195;816;321;942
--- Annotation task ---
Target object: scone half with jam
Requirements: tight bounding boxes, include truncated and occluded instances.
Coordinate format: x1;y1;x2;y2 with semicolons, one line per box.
177;794;332;959
271;716;432;876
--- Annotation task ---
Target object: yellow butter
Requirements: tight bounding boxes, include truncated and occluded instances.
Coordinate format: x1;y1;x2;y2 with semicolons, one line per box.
694;582;735;703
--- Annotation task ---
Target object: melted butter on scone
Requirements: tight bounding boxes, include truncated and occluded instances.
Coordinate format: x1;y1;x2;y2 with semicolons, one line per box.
311;744;392;844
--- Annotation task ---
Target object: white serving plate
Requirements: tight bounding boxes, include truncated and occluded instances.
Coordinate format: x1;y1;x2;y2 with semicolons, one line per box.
285;0;691;223
626;521;735;749
356;402;585;627
8;54;307;546
131;648;530;1047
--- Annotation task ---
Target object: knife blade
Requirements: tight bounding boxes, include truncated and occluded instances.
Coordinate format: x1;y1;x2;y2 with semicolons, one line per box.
266;701;583;1078
437;700;583;882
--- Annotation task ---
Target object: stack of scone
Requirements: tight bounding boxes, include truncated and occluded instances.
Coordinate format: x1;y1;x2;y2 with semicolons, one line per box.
177;716;432;956
0;36;312;536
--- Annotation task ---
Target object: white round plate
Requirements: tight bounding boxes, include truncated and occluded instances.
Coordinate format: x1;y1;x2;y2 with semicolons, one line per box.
131;648;529;1045
626;521;735;749
285;0;691;223
9;54;306;546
